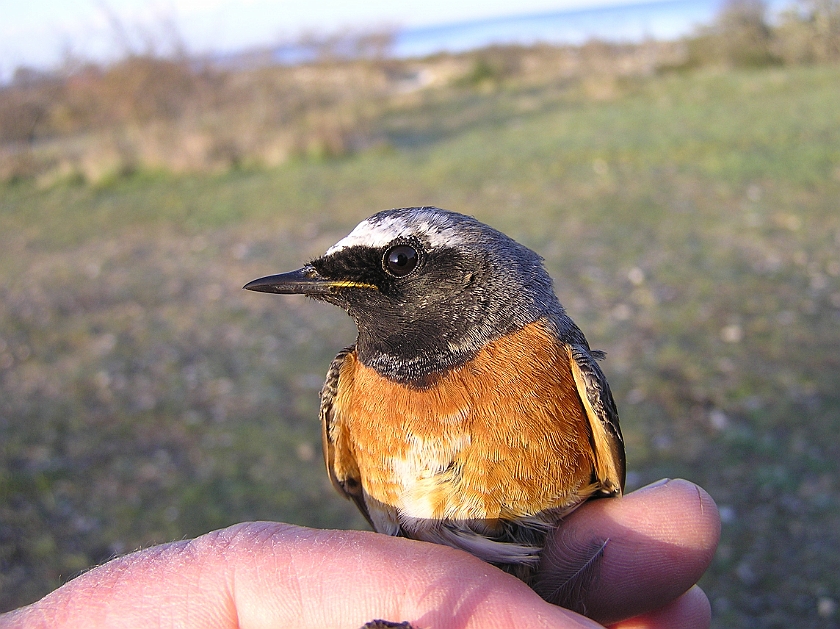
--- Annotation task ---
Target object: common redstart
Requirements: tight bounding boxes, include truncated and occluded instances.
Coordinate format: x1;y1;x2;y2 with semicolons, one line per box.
244;206;624;584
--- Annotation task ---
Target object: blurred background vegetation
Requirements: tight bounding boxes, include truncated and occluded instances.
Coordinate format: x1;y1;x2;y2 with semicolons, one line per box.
1;1;839;627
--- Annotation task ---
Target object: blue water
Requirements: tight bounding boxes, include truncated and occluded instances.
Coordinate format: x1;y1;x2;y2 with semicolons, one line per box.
393;0;721;57
262;0;792;65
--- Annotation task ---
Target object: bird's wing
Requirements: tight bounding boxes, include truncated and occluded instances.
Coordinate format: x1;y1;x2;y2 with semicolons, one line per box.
319;345;375;528
567;345;625;495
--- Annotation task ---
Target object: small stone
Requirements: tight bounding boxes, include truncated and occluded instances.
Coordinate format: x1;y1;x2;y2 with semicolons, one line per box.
817;597;837;618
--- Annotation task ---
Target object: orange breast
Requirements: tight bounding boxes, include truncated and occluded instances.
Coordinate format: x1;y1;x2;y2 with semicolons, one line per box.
331;320;595;521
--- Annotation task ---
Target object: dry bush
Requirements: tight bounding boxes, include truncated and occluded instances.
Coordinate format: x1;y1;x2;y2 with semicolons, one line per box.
681;0;840;68
681;0;778;68
776;0;840;63
717;0;779;66
0;72;59;145
1;35;689;185
0;46;395;183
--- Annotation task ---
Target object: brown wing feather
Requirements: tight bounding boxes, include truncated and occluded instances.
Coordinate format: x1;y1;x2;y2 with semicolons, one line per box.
567;345;625;495
319;345;375;528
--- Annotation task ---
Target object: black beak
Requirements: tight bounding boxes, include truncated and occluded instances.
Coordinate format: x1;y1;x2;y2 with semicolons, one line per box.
243;265;376;295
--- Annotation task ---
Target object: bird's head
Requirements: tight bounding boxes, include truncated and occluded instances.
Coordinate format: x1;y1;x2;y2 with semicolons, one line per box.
245;207;570;383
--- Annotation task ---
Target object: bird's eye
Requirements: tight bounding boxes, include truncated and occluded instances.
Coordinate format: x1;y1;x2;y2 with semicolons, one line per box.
383;245;419;277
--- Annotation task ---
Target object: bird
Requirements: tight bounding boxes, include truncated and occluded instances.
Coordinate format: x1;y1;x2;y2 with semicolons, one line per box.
244;206;624;585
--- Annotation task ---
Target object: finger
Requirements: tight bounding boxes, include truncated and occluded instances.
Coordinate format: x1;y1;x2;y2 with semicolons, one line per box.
1;522;603;629
534;478;720;626
222;523;602;629
609;585;711;629
0;536;228;629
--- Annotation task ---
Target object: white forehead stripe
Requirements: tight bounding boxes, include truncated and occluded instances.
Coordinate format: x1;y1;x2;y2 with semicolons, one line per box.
325;212;464;255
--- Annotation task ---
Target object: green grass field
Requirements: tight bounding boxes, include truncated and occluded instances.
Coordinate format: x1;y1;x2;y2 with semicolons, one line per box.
2;64;839;627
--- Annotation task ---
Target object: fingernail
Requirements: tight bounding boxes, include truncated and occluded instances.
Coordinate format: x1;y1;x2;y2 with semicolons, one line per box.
639;478;671;491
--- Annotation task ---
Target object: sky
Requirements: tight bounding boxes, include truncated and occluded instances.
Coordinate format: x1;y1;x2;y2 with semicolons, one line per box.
1;0;699;77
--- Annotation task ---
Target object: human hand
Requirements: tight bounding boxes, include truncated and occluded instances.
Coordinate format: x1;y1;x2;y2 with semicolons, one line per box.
0;478;719;629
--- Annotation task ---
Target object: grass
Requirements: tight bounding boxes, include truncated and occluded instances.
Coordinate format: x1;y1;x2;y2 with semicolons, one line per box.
1;64;840;627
